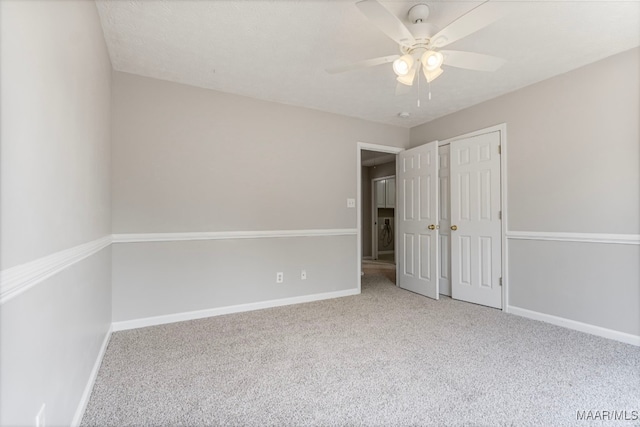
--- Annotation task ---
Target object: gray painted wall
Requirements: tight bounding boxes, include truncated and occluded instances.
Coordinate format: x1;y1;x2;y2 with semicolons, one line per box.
0;252;112;425
0;1;112;425
111;72;409;322
410;48;640;336
0;2;112;269
509;240;639;335
112;236;355;322
112;72;409;233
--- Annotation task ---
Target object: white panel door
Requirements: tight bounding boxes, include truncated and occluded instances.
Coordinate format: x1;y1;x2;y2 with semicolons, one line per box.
450;131;502;309
398;142;439;299
438;145;452;297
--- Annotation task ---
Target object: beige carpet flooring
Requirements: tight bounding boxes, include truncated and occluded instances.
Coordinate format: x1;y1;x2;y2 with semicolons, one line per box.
82;274;639;426
362;259;396;284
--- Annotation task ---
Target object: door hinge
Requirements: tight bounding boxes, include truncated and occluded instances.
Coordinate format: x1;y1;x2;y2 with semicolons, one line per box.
498;210;502;220
499;277;503;287
498;145;501;154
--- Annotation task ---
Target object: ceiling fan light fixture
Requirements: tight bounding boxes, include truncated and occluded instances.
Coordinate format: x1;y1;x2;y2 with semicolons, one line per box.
393;54;414;76
421;50;444;72
396;71;416;86
422;66;443;83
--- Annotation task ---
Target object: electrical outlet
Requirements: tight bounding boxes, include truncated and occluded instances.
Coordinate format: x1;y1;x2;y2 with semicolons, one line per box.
301;270;307;280
276;272;284;283
35;404;45;427
347;198;356;208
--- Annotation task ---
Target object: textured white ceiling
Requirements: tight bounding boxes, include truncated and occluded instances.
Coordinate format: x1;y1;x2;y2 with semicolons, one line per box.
96;0;640;128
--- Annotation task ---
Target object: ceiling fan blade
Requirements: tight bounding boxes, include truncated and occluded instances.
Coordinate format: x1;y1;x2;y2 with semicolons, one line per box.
429;1;507;49
356;0;416;47
441;50;506;72
326;54;399;74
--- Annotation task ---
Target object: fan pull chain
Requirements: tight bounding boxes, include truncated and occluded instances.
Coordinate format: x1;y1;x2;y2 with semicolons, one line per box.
428;80;432;101
417;67;421;107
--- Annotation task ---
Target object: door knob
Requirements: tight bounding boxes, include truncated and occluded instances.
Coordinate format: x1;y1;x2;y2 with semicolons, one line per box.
450;225;458;231
428;224;436;230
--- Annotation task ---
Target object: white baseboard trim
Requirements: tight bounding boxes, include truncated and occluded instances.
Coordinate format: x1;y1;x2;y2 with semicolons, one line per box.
71;325;112;427
507;305;640;346
506;231;640;245
0;235;112;305
113;228;357;244
112;288;360;332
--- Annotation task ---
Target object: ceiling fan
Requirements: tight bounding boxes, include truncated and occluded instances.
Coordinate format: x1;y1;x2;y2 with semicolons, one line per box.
327;0;507;90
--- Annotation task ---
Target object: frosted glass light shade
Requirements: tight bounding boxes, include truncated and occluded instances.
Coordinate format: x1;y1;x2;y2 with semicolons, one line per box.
422;66;443;83
421;51;444;71
396;73;415;86
393;54;414;76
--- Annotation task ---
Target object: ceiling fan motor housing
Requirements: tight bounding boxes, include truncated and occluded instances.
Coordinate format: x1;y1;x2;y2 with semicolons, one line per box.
404;4;438;49
408;4;430;23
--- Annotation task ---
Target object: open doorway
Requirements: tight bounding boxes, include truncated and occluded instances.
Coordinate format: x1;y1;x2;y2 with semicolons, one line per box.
357;143;403;287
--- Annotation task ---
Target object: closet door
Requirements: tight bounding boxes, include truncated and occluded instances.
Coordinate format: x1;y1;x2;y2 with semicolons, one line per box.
397;141;439;299
450;131;502;309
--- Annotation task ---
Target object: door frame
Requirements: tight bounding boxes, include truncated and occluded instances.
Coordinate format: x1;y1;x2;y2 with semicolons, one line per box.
438;123;509;311
371;174;396;260
357;142;404;293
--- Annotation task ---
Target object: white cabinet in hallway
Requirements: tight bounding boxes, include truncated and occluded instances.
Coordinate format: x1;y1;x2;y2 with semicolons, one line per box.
375;178;395;208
